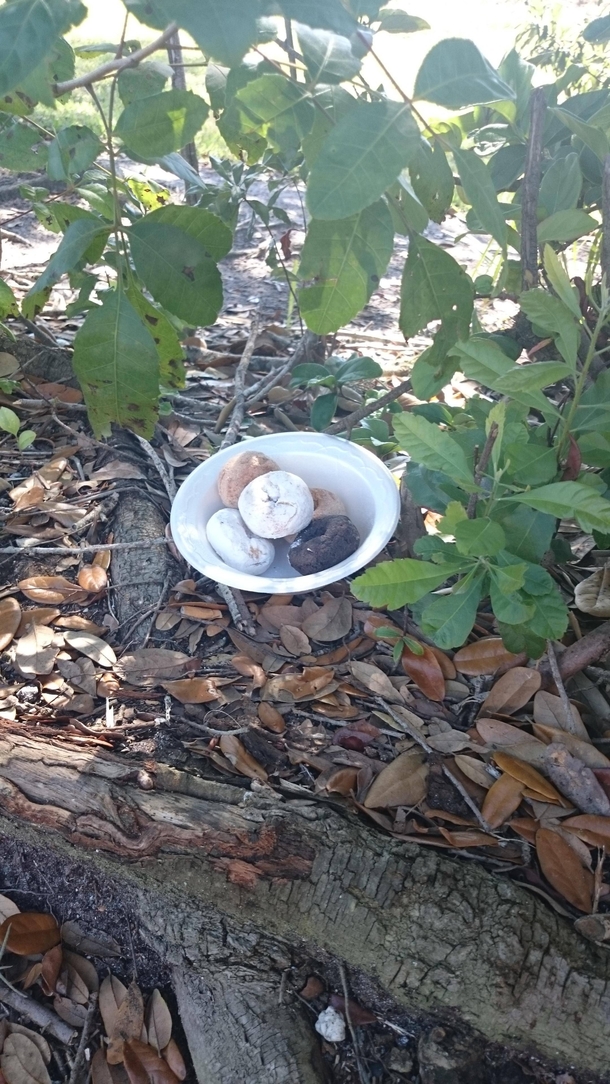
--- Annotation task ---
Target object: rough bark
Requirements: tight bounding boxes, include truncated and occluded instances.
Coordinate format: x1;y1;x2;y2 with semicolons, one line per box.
111;492;178;640
0;729;609;1077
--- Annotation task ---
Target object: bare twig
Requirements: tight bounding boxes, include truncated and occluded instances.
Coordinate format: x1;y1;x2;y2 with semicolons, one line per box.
141;572;173;648
245;330;321;404
466;422;498;518
0;539;167;555
375;698;432;752
338;962;371;1084
0;227;33;246
602;155;610;284
546;640;581;735
0;987;76;1044
215;582;256;635
54;23;179;95
326;377;412;435
521;87;546;290
217;315;261;447
133;433;177;500
441;764;493;835
67;992;98;1084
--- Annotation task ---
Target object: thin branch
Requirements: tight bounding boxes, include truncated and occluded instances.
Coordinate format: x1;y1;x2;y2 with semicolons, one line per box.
0;539;167;555
466;422;498;518
521;87;546;290
217;314;261;446
245;330;321;404
326;377;412;436
215;583;256;636
546;640;581;735
54;23;179;95
602;155;610;284
67;993;98;1084
441;764;493;835
338;962;371;1084
133;433;177;500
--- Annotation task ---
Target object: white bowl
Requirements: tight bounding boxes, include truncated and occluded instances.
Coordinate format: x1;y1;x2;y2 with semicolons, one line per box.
170;432;400;594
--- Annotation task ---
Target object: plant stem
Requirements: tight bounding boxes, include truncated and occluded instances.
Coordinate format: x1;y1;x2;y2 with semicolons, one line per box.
521;87;546;290
466;423;498;518
559;305;607;455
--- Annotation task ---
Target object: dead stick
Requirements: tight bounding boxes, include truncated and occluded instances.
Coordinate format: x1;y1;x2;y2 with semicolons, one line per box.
521;87;546;290
217;315;261;446
0;987;76;1045
134;433;177;500
541;620;610;685
54;23;179;94
466;423;498;518
602;156;610;284
442;765;494;835
546;640;581;735
67;992;98;1084
0;539;167;555
338;962;370;1084
326;377;413;436
244;330;321;405
215;582;256;635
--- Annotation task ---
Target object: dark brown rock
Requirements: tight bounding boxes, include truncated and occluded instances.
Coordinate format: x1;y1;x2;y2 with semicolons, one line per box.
288;515;360;575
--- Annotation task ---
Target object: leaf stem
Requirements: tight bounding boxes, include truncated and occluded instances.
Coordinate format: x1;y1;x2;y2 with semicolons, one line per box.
559;304;607;456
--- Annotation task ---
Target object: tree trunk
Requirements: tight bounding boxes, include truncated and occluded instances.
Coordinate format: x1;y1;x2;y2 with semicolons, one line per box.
0;729;609;1080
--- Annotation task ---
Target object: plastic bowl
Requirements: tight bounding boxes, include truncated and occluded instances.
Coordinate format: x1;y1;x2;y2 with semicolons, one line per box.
170;432;400;594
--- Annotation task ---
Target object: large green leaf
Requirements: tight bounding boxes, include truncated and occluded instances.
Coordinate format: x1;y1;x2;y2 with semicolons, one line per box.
387;175;428;235
454;518;505;557
583;14;610;43
393;413;476;490
572;370;610;434
24;217;109;309
0;120;47;171
550;106;610;161
278;0;358;37
526;587;569;641
409;139;454;222
488;144;527;192
123;0;263;66
539;152;582;216
17;35;74;109
399;234;473;338
115;90;209;159
0;280;19;319
234;74;313;154
128;206;231;326
298;200;394;334
307;101;420;220
0;0;85;98
295;24;361;84
117;62;169;106
518;288;579;367
542;245;581;319
409;322;462;399
302;85;356;168
449;338;559;416
72;290;160;438
493;360;570;395
126;285;186;391
413;39;514;108
46;125;103;180
537;209;598;245
377;7;429;32
419;571;485;649
351;557;461;608
503;442;558;486
490;505;555;563
454;148;506;249
505;481;610;535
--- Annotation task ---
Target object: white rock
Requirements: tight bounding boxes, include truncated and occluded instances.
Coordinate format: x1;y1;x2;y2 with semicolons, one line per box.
238;471;314;539
206;508;275;575
314;1007;346;1043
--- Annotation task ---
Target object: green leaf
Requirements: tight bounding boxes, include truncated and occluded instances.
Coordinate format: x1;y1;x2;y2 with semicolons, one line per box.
493;361;570;395
307;101;420;220
47;125;103;180
454;518;505;557
550;106;610;161
537;209;598;245
393;413;477;491
399;234;473;338
115;90;209;159
409;139;454;223
409;322;461;399
302;85;356;169
123;0;262;66
117;61;169;106
291;364;332;384
413;38;514;108
454;148;506;249
504;442;558;486
583;14;610;42
518;288;579;368
0;88;36;117
539;152;582;216
542;245;581;319
526;587;569;642
295;24;361;84
352;557;462;609
298;200;394;334
497;620;545;659
387;175;428;235
490;560;527;594
0;120;47;171
0;0;85;98
505;481;610;534
578;432;610;469
205;64;227;113
279;0;358;36
17;429;36;451
0;407;20;436
0;280;19;320
572;370;610;434
419;571;485;649
489;577;532;625
129;206;231;327
335;356;383;383
72;289;160;438
235;74;313;154
311;392;338;430
18;34;74;108
26;217;108;302
125;285;185;391
488;144;527;192
377;7;429;33
449;338;559;416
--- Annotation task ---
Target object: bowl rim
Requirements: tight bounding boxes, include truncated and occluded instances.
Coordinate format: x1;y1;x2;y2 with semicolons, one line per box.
169;432;400;593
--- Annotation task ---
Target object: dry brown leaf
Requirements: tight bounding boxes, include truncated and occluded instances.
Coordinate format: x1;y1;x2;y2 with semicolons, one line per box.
57;657;96;697
0;913;59;955
6;1031;49;1068
15;626;58;677
427;730;473;753
124;1041;179;1084
319;767;359;796
437;828;499;847
475;719;547;765
543;743;610;816
16;608;60;637
363;751;428;809
349;661;403;703
57;963;89;1006
427;645;457;680
479;667;541;716
532;691;589;741
279;625;311;656
301;597;352;643
400;643;445;701
54;615;108;635
39;945;62;996
77;566;108;593
536;827;594;912
161;678;220;704
262;668;335;703
510;817;538;844
481;773;524;829
259;605;304;630
18;576;88;605
92;548;112;571
574;564;610;617
61;921;120;958
99;974;128;1038
453;756;494;790
218;734;268;782
91;1049;114;1084
257;703;286;733
53;996;87;1028
0;599;21;651
64;630;116;668
145;991;172;1053
63;950;99;995
0;895;19;923
1;1033;51;1084
230;655;266;687
155;612;182;633
362;613;402;641
179;604;222;621
161;1042;185;1081
118;650;193;687
532;725;609;768
563;814;610;848
492;751;562;802
454;637;522;676
107;982;145;1065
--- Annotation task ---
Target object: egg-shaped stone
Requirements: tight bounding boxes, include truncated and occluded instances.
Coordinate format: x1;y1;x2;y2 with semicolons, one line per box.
206;508;275;574
238;471;314;539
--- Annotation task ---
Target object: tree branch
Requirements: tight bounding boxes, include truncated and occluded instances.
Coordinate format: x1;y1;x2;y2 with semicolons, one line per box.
325;377;413;435
54;23;179;96
521;87;546;290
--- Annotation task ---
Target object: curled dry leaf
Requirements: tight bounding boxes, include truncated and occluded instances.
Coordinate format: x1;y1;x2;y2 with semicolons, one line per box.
99;974;128;1039
40;944;63;996
0;895;19;923
118;650;193;687
1;1033;51;1084
145;990;172;1053
63;950;99;995
18;576;88;604
479;667;541;716
363;751;428;809
262;668;335;703
349;661;403;703
301;597;352;643
162;678;219;704
0;913;60;955
563;814;610;848
481;773;524;830
64;630;116;668
15;626;58;677
61;920;121;957
257;702;285;733
536;827;594;913
492;752;563;802
574;564;610;617
179;604;223;622
230;655;266;687
124;1040;179;1084
400;643;445;701
218;734;268;782
279;625;311;656
161;1042;186;1082
532;725;609;768
107;981;145;1065
454;637;522;676
533;691;589;741
77;565;108;593
453;756;494;790
0;599;21;651
543;743;610;816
